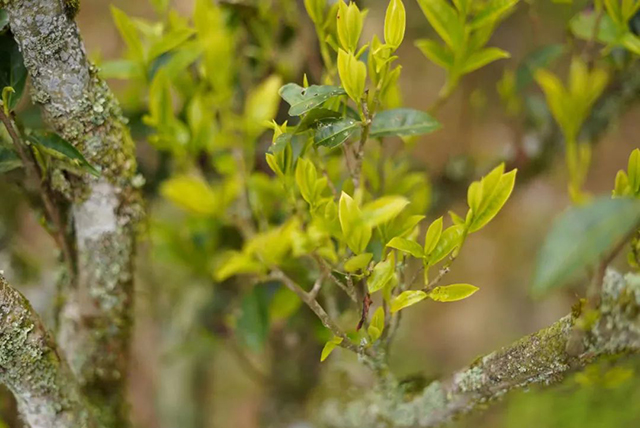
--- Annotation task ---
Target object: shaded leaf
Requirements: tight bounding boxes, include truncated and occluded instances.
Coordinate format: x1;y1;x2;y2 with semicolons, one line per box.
368;307;385;342
532;197;640;294
237;285;270;353
0;146;21;173
28;132;99;177
0;33;27;112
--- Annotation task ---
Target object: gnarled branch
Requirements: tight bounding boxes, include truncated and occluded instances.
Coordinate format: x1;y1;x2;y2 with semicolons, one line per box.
0;273;95;428
4;1;142;426
320;270;640;428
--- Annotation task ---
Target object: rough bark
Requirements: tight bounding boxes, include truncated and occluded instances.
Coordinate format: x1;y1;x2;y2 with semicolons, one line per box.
319;270;640;428
4;1;142;426
0;273;95;428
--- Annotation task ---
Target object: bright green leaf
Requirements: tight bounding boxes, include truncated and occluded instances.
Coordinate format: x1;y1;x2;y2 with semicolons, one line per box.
368;253;396;293
339;192;372;254
368;306;385;342
390;290;427;312
362;196;409;226
429;283;479;302
387;237;425;258
416;0;464;50
424;217;443;254
344;252;373;272
321;335;343;361
428;225;465;264
160;175;219;216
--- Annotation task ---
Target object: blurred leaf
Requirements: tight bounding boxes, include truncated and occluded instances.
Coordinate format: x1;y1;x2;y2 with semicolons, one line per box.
314;118;359;149
368;306;385;342
245;75;283;136
100;59;143;80
416;39;454;69
391;290;427;312
515;45;564;92
237;285;269;353
279;83;346;116
28;132;99;177
470;0;519;29
321;335;343;362
0;9;8;32
160;175;218;215
370;108;441;138
462;47;510;75
111;6;145;61
0;32;27;112
0;146;21;174
148;27;195;61
344;252;373;272
269;287;302;322
387;237;425;258
532;197;640;294
362;196;409;226
368;253;395;293
416;0;464;50
429;283;479;302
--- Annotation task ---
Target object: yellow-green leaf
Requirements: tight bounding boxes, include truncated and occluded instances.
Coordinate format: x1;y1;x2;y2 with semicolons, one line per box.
368;307;385;342
469;168;517;233
344;253;373;272
390;290;427;312
428;283;479;302
387;237;425;258
428;225;465;264
321;336;343;361
339;192;372;254
338;49;367;103
160;175;218;215
384;0;406;50
362;196;409;226
368;253;396;293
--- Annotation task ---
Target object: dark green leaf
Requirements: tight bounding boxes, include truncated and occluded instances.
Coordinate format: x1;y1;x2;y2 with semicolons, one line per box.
314;118;360;149
28;132;100;177
0;32;27;112
295;108;341;132
279;83;346;116
370;108;441;138
0;146;21;173
532;197;640;295
515;45;564;92
236;285;270;353
0;9;8;32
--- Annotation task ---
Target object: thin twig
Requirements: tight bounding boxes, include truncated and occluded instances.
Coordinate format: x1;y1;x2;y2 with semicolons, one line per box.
352;95;372;189
0;109;76;281
269;268;360;354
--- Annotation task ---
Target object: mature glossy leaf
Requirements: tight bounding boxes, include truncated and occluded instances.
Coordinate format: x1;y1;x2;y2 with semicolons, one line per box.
0;146;21;173
237;286;270;353
296;108;341;131
314;118;359;149
532;197;640;294
28;132;99;177
370;108;441;138
321;336;343;362
279;83;346;116
387;237;425;259
368;307;385;342
0;33;27;112
344;253;373;272
390;290;427;313
429;283;479;302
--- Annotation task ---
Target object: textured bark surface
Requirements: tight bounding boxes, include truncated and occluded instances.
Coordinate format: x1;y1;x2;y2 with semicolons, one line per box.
0;274;95;428
4;1;142;426
320;270;640;428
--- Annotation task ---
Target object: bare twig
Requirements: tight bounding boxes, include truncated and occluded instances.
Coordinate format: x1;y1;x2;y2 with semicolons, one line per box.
270;269;360;354
0;109;76;282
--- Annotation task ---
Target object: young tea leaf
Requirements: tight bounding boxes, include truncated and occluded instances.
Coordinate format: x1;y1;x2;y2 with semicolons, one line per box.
344;252;373;272
368;253;396;293
390;290;427;313
387;237;425;259
428;283;479;302
368;306;385;342
321;336;343;362
532;197;640;295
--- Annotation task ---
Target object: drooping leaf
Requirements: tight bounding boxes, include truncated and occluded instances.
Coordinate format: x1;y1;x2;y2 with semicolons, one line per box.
0;32;27;112
28;132;100;177
321;336;343;362
387;237;425;259
370;108;441;138
429;283;479;302
0;146;21;174
390;290;427;312
314;118;360;149
279;83;346;116
532;197;640;294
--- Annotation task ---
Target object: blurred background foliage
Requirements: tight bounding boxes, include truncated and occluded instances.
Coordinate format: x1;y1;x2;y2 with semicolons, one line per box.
1;0;640;427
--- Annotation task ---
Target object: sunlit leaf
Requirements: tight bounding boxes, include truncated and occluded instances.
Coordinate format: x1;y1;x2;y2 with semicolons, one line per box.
344;253;373;272
160;175;219;216
428;283;479;302
428;225;465;264
387;237;425;258
321;335;343;361
368;306;385;342
368;253;396;293
390;290;427;312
